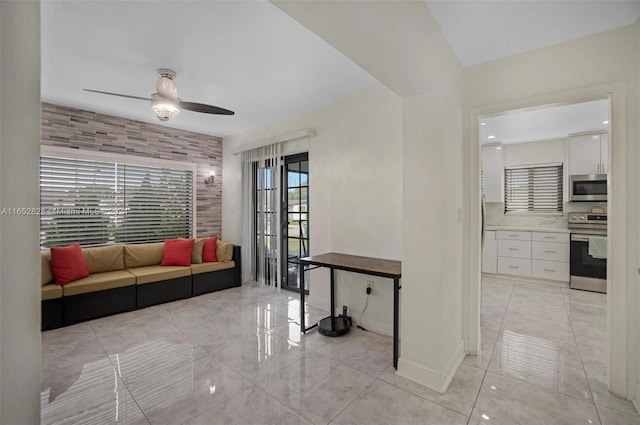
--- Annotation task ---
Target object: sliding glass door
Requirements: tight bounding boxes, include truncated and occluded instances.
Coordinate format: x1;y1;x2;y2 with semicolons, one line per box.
281;153;309;291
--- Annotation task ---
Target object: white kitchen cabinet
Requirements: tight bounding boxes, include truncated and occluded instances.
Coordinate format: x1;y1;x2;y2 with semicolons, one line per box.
498;257;532;277
494;230;569;282
531;260;569;281
498;239;532;259
482;144;503;203
482;230;497;274
568;132;608;175
531;232;569;281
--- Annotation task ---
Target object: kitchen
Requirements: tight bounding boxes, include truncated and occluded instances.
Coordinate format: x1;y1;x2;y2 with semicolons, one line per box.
481;98;609;293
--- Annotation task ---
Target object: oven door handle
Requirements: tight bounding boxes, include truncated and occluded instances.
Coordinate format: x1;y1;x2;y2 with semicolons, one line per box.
571;235;590;242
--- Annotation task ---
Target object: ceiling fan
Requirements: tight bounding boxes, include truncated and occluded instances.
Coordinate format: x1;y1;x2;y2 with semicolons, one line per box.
83;69;234;122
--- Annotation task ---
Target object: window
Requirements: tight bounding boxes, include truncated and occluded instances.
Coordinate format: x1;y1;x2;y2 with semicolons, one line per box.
504;164;563;213
40;149;195;248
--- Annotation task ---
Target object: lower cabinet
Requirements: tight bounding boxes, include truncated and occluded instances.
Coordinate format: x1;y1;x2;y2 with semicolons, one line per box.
490;230;569;282
498;256;531;277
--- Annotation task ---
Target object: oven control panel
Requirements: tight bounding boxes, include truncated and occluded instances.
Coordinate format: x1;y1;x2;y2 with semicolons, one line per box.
568;213;607;224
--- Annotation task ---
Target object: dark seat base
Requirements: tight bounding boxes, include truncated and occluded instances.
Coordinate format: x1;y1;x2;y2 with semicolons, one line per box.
192;268;239;296
42;298;63;331
136;275;192;309
64;285;136;326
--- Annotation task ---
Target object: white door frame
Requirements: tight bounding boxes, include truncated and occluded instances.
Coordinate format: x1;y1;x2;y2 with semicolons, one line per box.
463;81;632;397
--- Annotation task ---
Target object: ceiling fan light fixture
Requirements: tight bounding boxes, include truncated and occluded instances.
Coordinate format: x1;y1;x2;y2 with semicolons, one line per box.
156;73;179;100
151;93;180;122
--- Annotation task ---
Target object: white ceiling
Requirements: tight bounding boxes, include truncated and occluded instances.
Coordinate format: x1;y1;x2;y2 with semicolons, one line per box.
425;0;640;67
40;1;375;138
41;1;639;139
479;99;610;145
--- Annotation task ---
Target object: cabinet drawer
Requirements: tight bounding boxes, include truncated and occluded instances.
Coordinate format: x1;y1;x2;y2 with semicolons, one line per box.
531;260;569;282
532;232;569;243
498;257;531;277
497;231;531;241
531;241;569;262
497;239;532;259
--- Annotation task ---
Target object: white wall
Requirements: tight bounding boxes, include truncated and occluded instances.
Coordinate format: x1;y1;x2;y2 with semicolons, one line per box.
502;138;566;167
400;86;465;391
0;2;42;423
223;83;403;332
463;23;640;399
263;0;466;392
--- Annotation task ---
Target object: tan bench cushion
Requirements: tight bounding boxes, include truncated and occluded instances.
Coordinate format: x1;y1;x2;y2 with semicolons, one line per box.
42;284;62;300
127;265;191;285
62;270;136;297
41;252;54;286
216;241;233;263
83;245;125;273
124;243;164;268
190;261;235;275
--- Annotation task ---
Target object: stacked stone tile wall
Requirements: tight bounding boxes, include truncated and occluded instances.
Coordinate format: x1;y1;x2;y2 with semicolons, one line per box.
40;102;222;237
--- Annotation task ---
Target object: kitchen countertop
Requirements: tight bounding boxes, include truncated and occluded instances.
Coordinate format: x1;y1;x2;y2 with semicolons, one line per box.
485;226;570;234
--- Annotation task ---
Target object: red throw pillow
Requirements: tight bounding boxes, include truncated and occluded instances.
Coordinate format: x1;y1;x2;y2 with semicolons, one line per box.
202;237;218;262
161;239;194;266
50;243;90;286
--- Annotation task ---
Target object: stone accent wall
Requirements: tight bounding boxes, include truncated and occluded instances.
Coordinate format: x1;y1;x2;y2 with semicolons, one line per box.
40;102;223;237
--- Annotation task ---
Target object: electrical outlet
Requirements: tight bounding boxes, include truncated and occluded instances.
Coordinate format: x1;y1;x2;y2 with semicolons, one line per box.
366;280;374;294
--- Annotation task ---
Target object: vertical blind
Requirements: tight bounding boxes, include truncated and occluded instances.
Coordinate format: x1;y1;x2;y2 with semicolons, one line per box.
40;156;193;247
504;164;563;213
240;143;281;286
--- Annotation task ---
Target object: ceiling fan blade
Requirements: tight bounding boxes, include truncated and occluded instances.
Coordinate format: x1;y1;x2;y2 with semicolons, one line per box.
179;101;234;115
83;89;151;102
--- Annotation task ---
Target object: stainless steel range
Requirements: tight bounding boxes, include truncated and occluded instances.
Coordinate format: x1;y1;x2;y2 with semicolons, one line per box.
568;212;607;293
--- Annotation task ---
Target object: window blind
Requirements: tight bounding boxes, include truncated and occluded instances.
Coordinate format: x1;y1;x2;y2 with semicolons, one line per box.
504;164;563;213
40;156;193;247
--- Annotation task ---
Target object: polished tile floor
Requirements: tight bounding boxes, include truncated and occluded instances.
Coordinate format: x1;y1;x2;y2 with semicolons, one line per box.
41;277;640;425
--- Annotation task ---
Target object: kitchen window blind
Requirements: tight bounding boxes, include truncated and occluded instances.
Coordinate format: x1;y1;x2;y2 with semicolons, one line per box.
504;164;563;213
40;156;193;247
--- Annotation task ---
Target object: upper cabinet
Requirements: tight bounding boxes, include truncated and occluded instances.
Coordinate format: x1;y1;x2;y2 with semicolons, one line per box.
568;132;609;175
482;144;503;202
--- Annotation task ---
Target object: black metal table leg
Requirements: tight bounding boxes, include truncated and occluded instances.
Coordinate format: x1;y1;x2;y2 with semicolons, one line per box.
300;262;306;333
393;277;399;369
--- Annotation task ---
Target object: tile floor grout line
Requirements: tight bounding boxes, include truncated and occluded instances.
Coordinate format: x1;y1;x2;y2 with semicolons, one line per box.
88;319;154;425
465;368;489;425
488;280;605;406
464;277;516;425
561;289;605;425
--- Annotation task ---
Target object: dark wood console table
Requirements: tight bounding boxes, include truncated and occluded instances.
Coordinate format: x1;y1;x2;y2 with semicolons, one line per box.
299;252;402;368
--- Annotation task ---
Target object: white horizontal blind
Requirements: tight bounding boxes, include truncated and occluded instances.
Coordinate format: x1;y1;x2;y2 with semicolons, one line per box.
504;164;563;213
40;156;193;247
118;164;193;243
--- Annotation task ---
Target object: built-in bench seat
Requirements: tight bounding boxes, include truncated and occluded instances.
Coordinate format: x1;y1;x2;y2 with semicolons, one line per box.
40;239;241;330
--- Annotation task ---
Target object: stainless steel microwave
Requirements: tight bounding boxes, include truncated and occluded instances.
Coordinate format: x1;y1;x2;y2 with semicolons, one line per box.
569;174;607;202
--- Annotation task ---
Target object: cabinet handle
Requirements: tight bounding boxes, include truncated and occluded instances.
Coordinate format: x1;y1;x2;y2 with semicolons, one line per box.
544;269;556;272
509;265;519;269
509;234;519;237
544;236;556;239
544;250;556;254
509;248;519;251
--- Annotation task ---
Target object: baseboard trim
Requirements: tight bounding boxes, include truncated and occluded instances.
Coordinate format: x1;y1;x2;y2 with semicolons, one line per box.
396;340;465;393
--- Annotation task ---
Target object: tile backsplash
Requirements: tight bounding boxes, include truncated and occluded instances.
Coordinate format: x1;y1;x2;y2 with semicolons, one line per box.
485;202;607;229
